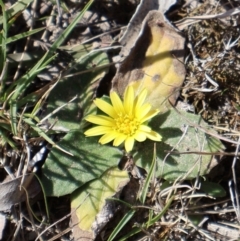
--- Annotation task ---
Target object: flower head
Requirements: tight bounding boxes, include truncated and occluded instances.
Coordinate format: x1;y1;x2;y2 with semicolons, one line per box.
84;85;162;152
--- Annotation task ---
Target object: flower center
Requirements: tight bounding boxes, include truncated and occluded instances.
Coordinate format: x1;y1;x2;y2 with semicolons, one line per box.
114;114;140;136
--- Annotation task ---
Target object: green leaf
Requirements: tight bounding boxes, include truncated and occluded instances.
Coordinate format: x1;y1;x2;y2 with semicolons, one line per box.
41;131;123;196
45;46;109;130
71;167;129;233
135;110;224;181
200;181;226;197
161;180;171;190
188;215;203;226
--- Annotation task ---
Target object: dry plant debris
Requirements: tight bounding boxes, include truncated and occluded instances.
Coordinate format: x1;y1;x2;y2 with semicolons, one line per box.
176;0;240;136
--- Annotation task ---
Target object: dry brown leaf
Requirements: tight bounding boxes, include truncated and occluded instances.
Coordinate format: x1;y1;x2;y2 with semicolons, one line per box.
112;10;185;113
0;173;41;211
119;0;178;59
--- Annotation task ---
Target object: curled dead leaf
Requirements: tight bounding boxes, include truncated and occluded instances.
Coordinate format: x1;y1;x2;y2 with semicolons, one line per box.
112;10;185;113
0;173;41;211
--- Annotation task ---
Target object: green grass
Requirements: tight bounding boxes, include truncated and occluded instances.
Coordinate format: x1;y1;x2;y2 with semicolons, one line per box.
0;0;94;147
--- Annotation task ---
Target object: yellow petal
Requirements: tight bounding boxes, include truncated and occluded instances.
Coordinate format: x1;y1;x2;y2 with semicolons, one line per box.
123;86;134;115
145;131;162;141
140;109;160;123
94;98;117;118
135;103;151;121
113;134;127;146
84;126;112;136
139;124;151;132
85;115;114;127
125;137;135;153
110;91;125;114
99;132;118;144
134;88;148;110
133;130;147;142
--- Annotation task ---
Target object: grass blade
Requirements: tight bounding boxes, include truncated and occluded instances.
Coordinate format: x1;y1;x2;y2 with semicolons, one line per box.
4;27;45;45
23;117;73;156
139;144;157;204
0;0;33;24
119;196;174;240
0;128;17;148
107;209;135;241
148;195;174;225
0;0;7;67
10;101;17;135
7;0;94;103
118;227;141;241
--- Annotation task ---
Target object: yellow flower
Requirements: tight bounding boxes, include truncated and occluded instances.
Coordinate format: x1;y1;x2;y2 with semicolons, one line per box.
84;86;162;153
